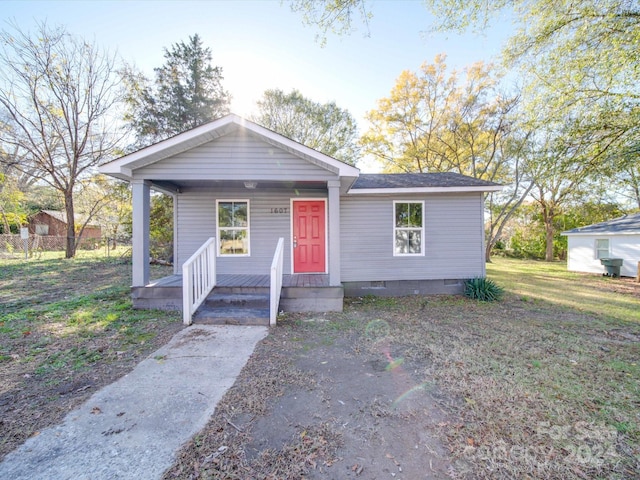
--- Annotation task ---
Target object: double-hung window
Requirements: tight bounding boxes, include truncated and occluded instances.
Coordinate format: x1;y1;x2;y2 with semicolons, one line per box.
217;200;249;256
394;201;424;256
595;239;609;259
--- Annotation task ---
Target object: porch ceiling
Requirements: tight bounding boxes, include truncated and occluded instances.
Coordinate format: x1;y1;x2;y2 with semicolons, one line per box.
150;179;329;192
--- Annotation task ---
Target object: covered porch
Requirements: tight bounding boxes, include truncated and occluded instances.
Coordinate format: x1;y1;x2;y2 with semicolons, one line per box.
98;115;359;323
148;273;332;289
132;272;343;322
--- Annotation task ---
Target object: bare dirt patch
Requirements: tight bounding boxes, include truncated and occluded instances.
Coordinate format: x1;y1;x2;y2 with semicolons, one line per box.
165;309;454;480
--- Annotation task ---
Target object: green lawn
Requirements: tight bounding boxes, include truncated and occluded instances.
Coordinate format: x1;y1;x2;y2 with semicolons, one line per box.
487;257;640;324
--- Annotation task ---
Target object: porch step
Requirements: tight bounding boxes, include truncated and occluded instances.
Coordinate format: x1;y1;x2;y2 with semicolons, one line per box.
193;306;270;326
212;286;270;296
193;289;270;326
205;293;269;309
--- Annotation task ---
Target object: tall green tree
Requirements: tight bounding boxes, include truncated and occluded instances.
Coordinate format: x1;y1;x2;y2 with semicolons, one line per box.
252;88;360;165
124;34;230;147
0;23;126;258
526;115;628;260
290;1;639;125
124;34;230;261
613;140;640;210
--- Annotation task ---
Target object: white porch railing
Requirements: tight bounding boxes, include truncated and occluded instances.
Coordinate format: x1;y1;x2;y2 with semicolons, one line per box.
269;237;285;326
182;237;216;325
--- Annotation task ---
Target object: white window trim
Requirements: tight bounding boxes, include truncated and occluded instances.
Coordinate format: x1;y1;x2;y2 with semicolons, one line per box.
594;238;609;259
393;200;425;257
216;199;250;257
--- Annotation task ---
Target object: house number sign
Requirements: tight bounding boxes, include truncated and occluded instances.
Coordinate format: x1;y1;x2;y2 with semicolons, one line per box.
270;207;289;214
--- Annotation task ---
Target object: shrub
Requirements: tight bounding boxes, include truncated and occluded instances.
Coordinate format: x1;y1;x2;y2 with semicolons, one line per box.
464;277;504;302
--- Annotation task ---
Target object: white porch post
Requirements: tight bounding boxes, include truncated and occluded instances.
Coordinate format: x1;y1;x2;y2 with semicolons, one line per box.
132;180;151;286
328;180;341;286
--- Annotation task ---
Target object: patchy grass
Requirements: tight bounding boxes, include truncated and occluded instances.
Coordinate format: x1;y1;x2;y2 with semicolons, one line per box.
389;258;640;478
166;257;640;479
368;295;639;478
2;252;639;479
0;254;180;459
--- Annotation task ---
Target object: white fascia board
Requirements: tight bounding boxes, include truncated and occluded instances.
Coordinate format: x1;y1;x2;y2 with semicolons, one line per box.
347;185;504;195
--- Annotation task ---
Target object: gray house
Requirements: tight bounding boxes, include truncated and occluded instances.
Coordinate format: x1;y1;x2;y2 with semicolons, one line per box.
99;114;501;325
563;213;640;278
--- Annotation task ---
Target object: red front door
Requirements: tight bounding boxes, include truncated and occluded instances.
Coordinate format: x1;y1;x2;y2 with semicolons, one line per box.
293;200;326;273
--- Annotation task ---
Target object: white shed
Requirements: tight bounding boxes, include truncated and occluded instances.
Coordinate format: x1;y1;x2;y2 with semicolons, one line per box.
562;213;640;278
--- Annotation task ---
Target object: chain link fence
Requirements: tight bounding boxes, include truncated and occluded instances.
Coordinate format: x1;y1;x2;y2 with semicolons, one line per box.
0;234;132;257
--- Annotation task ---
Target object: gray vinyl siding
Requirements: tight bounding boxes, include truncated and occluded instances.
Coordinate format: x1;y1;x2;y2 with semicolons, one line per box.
134;131;333;181
340;193;486;281
175;187;326;275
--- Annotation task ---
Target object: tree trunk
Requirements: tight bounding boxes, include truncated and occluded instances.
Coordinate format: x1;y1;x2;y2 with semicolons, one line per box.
543;210;555;262
64;192;76;259
111;225;118;249
545;224;554;261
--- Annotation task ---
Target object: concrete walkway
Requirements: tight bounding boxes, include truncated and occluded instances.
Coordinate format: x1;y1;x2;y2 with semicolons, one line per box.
0;325;268;480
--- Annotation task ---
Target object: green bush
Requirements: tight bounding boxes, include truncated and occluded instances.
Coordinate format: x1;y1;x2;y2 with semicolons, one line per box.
464;277;504;302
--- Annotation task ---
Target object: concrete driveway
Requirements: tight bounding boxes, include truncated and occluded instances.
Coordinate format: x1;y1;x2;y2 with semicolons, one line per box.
0;325;268;480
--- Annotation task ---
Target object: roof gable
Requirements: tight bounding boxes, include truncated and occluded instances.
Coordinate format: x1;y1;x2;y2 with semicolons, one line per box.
563;213;640;235
99;114;359;181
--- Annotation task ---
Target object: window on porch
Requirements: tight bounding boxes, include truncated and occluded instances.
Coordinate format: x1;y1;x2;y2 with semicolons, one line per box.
217;200;250;256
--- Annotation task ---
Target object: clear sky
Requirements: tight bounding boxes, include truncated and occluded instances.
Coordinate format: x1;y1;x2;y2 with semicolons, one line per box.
3;0;513;170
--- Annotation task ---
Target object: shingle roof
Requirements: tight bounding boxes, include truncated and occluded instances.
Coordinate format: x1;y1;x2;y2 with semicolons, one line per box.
563;213;640;235
351;172;501;190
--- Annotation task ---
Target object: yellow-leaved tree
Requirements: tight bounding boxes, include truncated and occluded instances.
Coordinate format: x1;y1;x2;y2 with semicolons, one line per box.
361;55;533;259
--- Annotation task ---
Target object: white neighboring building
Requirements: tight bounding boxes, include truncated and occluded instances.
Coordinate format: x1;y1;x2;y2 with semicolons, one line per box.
563;213;640;278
